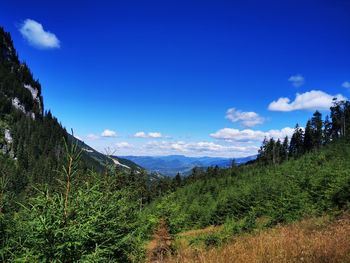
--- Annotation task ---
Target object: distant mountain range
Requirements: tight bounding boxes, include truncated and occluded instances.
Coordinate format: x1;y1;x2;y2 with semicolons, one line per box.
120;155;257;176
68;135;144;172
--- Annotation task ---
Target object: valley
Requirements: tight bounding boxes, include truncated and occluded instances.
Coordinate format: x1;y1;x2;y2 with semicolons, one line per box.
1;2;350;262
120;154;256;176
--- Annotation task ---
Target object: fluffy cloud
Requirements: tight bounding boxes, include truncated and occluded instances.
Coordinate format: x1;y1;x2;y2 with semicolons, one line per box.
143;140;259;157
134;132;147;138
101;129;117;137
87;134;99;140
133;131;162;138
268;90;346;112
115;142;132;149
210;127;294;142
148;132;162;138
225;108;264;127
19;19;60;49
91;137;261;158
288;74;305;87
342;81;350;89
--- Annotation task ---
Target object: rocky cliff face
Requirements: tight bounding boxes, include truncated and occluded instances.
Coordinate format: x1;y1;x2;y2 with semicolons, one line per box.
0;27;43;117
0;26;44;156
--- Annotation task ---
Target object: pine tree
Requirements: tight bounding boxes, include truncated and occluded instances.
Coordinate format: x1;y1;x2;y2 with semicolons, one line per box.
289;124;304;157
268;138;276;165
174;172;182;187
323;115;332;144
330;99;347;137
304;120;314;152
281;136;289;161
258;137;269;164
275;138;282;164
311;110;323;148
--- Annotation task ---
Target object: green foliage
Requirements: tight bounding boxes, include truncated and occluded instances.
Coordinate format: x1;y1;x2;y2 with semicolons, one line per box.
187;213;258;249
8;183;144;262
144;140;350;238
1;140;145;262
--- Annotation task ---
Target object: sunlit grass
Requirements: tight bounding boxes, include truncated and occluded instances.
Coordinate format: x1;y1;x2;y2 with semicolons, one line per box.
163;213;350;263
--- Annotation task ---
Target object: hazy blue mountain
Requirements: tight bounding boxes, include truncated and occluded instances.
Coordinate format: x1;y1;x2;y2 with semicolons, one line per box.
120;155;256;176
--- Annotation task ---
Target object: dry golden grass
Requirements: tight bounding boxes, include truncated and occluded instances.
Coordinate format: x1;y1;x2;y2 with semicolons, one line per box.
163;214;350;263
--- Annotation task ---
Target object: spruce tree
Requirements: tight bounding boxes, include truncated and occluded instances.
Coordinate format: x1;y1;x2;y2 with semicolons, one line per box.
281;136;289;161
304;120;314;152
174;172;182;187
323;115;332;144
311;110;323;148
289;124;304;157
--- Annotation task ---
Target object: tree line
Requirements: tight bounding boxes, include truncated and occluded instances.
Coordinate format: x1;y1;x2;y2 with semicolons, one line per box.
258;100;350;165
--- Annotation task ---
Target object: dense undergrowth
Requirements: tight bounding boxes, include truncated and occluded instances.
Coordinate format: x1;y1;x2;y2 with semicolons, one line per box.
142;139;350;242
1;141;145;262
2;136;349;262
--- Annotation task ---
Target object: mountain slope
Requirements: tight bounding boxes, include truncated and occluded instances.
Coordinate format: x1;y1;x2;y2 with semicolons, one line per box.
69;134;143;172
143;139;350;235
0;26;71;190
0;27;142;193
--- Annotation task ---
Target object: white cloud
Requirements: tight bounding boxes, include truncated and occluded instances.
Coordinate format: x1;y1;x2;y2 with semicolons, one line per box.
268;90;346;112
115;142;132;149
87;136;262;157
143;140;259;157
19;19;60;49
225;108;264;127
101;129;117;137
210;127;294;142
288;74;305;87
133;131;162;138
187;142;226;152
87;134;99;140
134;132;147;138
342;81;350;89
148;132;162;138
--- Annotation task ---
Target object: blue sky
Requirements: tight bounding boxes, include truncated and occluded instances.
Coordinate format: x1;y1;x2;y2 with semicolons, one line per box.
1;0;350;157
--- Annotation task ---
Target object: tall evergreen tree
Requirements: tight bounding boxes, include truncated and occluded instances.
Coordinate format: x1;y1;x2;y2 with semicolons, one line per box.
304;120;314;152
289;124;304;157
275;139;282;164
330;99;348;138
174;172;182;187
258;137;269;164
311;110;323;148
323;115;332;144
281;136;289;161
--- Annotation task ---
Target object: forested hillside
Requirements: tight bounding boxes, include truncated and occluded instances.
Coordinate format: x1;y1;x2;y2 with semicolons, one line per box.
142;104;350;262
143;139;350;233
0;26;146;197
0;26;70;197
0;26;180;262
